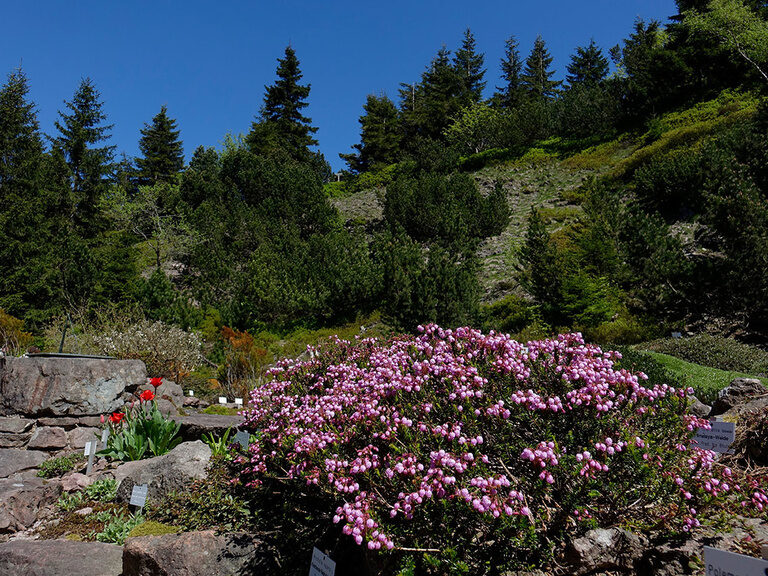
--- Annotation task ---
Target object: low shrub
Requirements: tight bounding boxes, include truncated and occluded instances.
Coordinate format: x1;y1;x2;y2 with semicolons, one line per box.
57;492;86;512
85;479;117;502
644;334;768;374
203;405;240;416
0;309;32;356
126;520;180;538
93;509;143;545
237;326;767;573
37;454;83;478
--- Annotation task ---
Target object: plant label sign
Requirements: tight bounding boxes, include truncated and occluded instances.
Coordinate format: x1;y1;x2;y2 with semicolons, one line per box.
234;398;243;406
234;430;250;449
130;484;149;508
218;396;228;404
309;547;335;576
693;421;736;453
101;429;110;445
83;441;93;456
704;546;768;576
189;390;194;397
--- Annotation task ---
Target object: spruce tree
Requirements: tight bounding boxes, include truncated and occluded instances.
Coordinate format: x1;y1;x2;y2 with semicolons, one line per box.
136;105;184;185
521;35;562;99
247;46;318;158
52;77;115;238
566;39;610;86
453;28;486;105
494;35;524;109
341;93;401;173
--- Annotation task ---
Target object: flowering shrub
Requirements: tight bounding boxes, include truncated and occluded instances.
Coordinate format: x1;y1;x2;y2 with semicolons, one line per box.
100;389;181;461
94;320;203;381
239;325;768;571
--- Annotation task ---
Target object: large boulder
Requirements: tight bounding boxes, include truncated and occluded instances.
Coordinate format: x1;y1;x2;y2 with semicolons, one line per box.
0;477;61;533
123;531;277;576
0;539;122;576
0;356;146;417
565;527;646;575
115;441;211;504
0;449;47;479
711;378;767;416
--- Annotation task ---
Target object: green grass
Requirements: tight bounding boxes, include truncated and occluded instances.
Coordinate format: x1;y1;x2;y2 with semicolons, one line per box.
642;351;767;405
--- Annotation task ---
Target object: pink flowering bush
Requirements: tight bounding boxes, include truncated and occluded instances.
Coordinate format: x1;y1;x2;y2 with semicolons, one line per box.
238;325;768;572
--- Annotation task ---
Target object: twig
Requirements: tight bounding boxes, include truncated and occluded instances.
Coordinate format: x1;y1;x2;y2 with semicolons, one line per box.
396;546;442;553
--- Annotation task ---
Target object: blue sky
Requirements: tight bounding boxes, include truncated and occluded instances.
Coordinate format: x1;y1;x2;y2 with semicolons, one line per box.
1;1;677;171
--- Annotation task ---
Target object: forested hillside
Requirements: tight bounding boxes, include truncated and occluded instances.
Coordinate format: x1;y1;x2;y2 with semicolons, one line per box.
2;0;768;355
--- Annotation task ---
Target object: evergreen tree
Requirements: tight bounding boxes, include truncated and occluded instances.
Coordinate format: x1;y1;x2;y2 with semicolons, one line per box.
0;68;48;320
453;28;486;105
566;39;610;86
494;35;524;109
136;105;184;185
247;46;318;158
521;35;562;99
341;93;401;173
52;77;115;239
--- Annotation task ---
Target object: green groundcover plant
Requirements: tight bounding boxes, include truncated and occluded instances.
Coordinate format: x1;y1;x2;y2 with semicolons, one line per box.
237;325;768;572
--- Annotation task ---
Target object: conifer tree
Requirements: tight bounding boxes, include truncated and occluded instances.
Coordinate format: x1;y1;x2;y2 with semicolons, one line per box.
136;105;184;185
453;28;486;105
247;46;318;158
341;93;401;173
566;39;610;86
494;35;524;109
521;35;562;99
52;77;115;238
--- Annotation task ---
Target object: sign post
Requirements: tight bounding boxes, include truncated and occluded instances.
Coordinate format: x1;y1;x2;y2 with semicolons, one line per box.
218;396;228;405
693;421;736;453
309;547;336;576
704;546;768;576
130;484;149;509
84;441;96;475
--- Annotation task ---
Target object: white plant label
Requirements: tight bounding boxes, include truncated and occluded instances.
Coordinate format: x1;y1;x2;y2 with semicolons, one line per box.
218;396;227;404
693;421;736;453
130;484;149;508
189;390;194;397
234;430;250;449
83;441;93;456
234;398;243;406
101;429;110;444
309;547;336;576
704;546;768;576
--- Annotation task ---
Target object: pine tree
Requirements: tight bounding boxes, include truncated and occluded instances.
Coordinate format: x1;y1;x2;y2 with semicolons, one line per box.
521;35;562;99
247;46;318;158
566;39;610;86
494;35;524;109
136;105;184;185
341;93;401;173
52;78;115;238
453;28;486;105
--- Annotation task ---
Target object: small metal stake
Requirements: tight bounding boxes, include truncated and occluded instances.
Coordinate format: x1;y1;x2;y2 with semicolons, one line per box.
85;441;95;476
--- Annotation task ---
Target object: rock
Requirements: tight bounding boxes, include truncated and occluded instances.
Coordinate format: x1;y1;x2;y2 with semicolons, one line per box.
27;427;67;450
123;531;277;576
74;506;93;516
711;378;767;416
688;396;711;418
174;414;242;442
565;527;645;575
0;478;61;533
182;396;208;409
720;395;768;423
61;472;93;492
0;357;147;417
0;417;34;434
138;380;184;416
66;427;100;450
36;416;101;429
115;441;211;504
0;432;32;449
0;449;47;479
0;539;122;576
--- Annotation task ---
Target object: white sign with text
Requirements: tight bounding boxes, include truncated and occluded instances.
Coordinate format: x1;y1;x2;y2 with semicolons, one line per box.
309;547;336;576
704;546;768;576
234;398;243;406
218;396;228;404
694;421;736;453
130;484;149;508
234;430;250;449
83;441;93;456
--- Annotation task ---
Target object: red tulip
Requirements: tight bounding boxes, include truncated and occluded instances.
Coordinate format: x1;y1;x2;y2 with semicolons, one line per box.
139;390;155;402
149;377;163;388
109;412;125;424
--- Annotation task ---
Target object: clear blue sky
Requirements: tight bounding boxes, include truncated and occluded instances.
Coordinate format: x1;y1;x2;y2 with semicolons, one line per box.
1;0;677;171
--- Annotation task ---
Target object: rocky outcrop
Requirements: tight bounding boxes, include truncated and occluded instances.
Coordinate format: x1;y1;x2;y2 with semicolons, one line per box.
0;477;61;533
115;441;211;504
0;418;34;448
123;531;277;576
711;378;767;416
0;449;47;479
0;539;122;576
0;356;146;417
174;414;242;442
564;527;646;575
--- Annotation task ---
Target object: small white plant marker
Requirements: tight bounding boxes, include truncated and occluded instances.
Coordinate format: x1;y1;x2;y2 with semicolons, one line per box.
234;398;243;406
130;484;149;508
189;390;194;396
218;396;227;404
83;441;93;456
